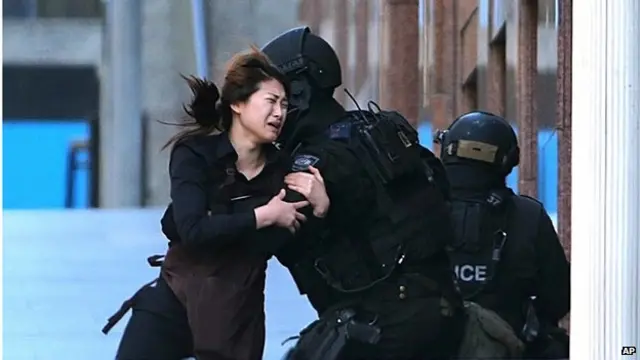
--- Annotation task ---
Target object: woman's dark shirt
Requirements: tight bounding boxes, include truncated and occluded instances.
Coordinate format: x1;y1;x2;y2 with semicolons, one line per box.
161;133;291;274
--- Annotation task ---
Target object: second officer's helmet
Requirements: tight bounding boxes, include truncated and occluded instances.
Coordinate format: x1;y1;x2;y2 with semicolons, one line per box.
261;27;342;113
434;111;520;176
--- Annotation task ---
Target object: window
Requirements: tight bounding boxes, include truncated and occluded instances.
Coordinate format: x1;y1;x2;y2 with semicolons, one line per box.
538;0;556;27
461;71;479;113
488;29;507;115
3;0;103;19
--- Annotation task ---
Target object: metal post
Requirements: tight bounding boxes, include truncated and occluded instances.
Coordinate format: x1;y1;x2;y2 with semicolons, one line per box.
571;0;640;358
191;0;209;78
109;0;143;207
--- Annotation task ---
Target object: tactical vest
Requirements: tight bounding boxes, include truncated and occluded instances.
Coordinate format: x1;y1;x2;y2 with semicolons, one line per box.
447;189;513;300
293;104;448;294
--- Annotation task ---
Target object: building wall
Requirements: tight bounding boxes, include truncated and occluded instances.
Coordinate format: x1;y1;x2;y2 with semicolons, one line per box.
299;0;565;211
418;0;561;202
3;19;103;66
299;0;380;107
207;0;300;81
421;0;558;130
299;0;559;126
299;0;420;121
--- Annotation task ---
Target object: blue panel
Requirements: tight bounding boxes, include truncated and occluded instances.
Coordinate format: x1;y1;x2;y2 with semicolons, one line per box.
506;127;559;213
418;122;433;150
506;166;519;192
538;130;558;213
3;120;91;209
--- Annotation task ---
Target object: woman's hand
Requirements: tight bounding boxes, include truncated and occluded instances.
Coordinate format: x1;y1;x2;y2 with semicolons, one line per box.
284;166;330;218
255;189;308;233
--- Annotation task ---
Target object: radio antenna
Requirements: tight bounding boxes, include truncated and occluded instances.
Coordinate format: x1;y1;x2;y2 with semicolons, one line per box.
343;88;369;124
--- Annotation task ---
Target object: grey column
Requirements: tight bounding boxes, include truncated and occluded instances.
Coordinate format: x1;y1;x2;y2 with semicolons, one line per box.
103;0;143;207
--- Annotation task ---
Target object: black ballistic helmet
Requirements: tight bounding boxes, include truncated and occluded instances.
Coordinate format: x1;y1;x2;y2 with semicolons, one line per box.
434;111;520;175
261;27;342;113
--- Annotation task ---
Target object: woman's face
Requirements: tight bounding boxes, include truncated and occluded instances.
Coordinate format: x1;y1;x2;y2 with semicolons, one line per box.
232;78;288;144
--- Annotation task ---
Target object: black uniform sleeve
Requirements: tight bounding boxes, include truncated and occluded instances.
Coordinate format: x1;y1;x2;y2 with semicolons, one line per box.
169;143;257;247
287;141;373;228
276;141;374;301
533;209;570;323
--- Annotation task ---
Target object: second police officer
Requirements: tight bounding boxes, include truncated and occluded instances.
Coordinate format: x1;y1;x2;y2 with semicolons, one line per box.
434;111;571;359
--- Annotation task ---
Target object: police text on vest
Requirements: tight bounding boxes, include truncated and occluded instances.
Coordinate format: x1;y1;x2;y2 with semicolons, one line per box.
453;265;487;282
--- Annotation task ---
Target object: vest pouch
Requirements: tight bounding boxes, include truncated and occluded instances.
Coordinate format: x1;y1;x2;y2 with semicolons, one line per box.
345;107;422;186
456;301;525;359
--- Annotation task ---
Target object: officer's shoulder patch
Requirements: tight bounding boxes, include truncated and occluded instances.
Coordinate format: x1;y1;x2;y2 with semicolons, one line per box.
326;121;353;140
292;154;320;171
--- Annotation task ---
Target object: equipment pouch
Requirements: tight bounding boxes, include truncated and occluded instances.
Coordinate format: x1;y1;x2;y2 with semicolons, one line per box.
284;312;352;360
456;301;525;359
345;320;381;345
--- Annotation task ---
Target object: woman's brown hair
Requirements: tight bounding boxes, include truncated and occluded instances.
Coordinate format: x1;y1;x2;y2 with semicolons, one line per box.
162;47;290;151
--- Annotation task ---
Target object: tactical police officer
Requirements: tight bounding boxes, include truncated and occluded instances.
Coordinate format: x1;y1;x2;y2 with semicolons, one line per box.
260;27;465;360
434;111;571;359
